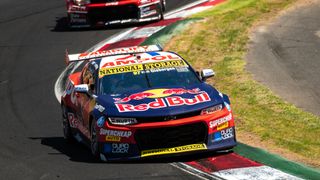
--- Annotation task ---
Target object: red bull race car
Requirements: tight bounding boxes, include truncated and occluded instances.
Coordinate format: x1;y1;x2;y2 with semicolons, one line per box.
61;45;237;161
65;0;166;28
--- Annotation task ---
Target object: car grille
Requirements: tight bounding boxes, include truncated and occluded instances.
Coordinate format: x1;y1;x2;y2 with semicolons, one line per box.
136;110;202;123
88;4;139;24
135;122;207;150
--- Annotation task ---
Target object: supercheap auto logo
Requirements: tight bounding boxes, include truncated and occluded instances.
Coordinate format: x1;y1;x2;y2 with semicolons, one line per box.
114;88;211;112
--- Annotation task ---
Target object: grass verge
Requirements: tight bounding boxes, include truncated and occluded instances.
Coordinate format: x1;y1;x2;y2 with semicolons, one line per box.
165;0;320;167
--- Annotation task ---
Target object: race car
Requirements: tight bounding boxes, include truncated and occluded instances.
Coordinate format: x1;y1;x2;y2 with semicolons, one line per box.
65;0;166;28
61;45;237;161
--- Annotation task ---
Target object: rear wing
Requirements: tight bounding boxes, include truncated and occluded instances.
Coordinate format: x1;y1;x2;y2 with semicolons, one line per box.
65;45;163;65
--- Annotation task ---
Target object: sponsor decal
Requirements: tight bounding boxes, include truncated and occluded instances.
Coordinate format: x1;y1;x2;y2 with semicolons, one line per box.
99;64;143;77
115;88;201;103
69;5;87;12
100;54;180;68
112;143;129;153
141;143;207;157
141;9;158;18
67;113;78;128
106;136;121;142
217;121;229;131
144;60;187;69
76;46;161;61
141;67;176;74
108;117;137;125
95;104;105;112
116;92;211;112
209;113;232;128
99;59;186;78
67;113;90;138
99;129;132;137
74;84;88;92
97;116;106;128
105;2;118;6
212;128;234;142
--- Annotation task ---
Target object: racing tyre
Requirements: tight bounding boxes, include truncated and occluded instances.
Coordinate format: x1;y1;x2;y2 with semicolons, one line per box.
158;3;164;20
62;105;74;143
67;14;72;30
90;119;100;159
161;0;166;12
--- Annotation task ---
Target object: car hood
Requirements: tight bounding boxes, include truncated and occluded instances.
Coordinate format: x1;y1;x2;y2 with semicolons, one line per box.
96;83;224;117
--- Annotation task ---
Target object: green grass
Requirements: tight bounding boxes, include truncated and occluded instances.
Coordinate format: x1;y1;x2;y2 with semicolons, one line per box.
166;0;320;166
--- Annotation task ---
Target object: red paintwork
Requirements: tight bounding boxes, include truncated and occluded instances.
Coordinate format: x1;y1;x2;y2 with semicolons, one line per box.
135;18;182;29
69;72;81;85
66;0;160;12
185;152;262;173
98;107;235;143
99;38;147;51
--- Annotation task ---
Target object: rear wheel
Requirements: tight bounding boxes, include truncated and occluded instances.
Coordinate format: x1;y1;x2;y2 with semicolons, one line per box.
62;105;74;143
90;119;100;159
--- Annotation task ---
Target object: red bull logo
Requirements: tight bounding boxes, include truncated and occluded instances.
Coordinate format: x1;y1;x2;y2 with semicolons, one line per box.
116;92;211;113
114;88;201;103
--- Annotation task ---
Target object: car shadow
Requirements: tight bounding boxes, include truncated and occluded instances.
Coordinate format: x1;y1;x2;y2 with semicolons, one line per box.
51;16;154;32
29;137;99;163
29;136;233;164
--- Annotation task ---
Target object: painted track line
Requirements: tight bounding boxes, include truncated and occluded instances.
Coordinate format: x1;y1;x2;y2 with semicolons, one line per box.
171;162;225;180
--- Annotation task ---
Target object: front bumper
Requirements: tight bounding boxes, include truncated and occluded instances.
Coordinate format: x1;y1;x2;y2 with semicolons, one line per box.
67;1;162;28
97;108;237;161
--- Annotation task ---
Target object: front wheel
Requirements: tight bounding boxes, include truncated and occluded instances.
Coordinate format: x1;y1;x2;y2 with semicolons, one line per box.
90;119;100;159
62;105;74;143
161;0;166;12
158;2;164;20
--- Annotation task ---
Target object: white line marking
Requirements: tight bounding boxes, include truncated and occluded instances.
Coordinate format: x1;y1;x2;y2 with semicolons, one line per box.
171;162;224;180
166;6;212;19
164;0;209;17
212;166;302;180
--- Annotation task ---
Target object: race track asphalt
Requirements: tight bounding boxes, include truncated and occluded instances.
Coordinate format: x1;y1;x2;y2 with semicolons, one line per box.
246;1;320;116
0;0;201;179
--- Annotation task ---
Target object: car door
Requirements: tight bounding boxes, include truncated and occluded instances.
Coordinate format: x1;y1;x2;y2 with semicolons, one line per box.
76;63;97;138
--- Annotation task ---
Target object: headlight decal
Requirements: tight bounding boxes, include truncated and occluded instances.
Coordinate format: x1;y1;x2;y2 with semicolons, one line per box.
201;104;223;115
108;117;137;125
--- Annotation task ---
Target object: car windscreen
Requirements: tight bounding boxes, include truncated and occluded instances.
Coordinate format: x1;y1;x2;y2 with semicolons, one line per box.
99;60;200;95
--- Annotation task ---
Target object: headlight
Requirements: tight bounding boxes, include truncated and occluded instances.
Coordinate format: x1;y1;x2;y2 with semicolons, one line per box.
108;117;137;125
201;104;223;115
73;0;90;6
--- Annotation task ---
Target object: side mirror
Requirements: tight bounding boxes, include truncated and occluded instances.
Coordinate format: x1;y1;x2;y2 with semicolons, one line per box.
201;69;215;81
74;84;89;94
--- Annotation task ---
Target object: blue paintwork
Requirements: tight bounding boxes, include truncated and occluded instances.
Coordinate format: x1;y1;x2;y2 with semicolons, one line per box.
95;83;225;117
